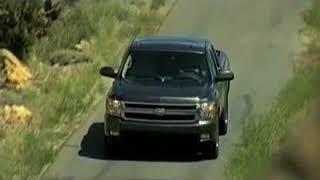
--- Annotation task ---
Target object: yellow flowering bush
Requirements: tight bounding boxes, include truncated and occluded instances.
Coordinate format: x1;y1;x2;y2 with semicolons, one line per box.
0;49;32;89
0;105;32;129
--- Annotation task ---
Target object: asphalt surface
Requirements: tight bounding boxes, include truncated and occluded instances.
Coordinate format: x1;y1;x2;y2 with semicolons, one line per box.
43;0;307;179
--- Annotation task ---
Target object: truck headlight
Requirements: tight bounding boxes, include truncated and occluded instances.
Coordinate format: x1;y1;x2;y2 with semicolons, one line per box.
105;97;122;117
200;102;219;120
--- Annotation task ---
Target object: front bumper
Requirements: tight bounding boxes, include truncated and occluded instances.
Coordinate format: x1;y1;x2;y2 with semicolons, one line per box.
104;115;217;141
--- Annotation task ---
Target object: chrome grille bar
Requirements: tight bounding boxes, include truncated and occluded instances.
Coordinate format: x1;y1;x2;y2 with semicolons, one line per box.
124;107;196;115
123;101;198;123
124;118;197;124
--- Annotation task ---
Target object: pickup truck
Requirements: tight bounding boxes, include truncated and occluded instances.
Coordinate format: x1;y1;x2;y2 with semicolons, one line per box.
100;36;234;159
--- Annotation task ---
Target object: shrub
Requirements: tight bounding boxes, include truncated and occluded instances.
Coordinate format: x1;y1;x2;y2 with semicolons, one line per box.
33;0;101;61
304;0;320;30
150;0;166;10
0;0;49;59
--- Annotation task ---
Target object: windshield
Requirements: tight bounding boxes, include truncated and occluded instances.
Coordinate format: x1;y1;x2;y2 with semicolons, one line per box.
121;51;211;86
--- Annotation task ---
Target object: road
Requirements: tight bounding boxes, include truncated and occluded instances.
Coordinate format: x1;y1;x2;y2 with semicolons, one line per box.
43;0;307;179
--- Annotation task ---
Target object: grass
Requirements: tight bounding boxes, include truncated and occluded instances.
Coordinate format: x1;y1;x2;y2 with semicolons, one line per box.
224;68;320;180
0;0;174;179
224;1;320;179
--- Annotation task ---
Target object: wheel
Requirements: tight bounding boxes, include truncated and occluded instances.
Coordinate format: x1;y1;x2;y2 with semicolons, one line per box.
219;97;229;135
104;135;120;157
202;127;219;159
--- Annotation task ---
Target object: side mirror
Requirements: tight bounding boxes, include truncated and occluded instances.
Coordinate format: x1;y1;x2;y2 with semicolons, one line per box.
216;71;234;82
99;66;117;78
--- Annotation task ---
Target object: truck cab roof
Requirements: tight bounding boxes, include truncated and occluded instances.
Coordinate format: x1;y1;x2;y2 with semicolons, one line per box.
130;36;209;54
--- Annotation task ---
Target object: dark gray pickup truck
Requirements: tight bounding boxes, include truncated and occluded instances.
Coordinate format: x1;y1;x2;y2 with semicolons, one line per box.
100;36;234;159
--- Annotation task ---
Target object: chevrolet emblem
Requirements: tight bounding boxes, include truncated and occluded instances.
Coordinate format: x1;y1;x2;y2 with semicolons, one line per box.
153;108;166;116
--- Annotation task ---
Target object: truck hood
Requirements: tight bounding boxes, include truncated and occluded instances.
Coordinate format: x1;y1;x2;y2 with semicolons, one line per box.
110;80;214;104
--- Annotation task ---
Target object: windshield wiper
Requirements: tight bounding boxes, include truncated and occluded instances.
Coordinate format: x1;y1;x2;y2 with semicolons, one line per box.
172;75;203;84
127;75;168;82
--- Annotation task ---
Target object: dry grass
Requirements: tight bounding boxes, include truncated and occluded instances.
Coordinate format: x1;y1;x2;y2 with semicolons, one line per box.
301;38;320;67
269;99;320;180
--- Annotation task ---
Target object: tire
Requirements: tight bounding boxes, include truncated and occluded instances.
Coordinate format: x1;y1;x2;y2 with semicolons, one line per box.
219;97;229;136
202;126;219;159
104;135;120;158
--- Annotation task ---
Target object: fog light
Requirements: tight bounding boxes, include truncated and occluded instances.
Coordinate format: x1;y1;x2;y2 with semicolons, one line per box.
200;133;210;142
110;131;120;136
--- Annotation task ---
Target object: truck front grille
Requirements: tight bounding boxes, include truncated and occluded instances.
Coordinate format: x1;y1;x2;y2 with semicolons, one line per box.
124;103;196;110
123;102;198;124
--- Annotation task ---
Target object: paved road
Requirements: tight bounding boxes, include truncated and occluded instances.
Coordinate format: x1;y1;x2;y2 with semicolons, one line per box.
43;0;307;179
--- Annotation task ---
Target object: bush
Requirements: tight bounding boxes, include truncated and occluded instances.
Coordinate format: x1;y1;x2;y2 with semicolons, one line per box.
0;0;49;59
304;0;320;30
151;0;166;10
33;0;109;61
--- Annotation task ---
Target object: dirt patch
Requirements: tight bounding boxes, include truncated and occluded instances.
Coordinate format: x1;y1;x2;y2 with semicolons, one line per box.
269;98;320;180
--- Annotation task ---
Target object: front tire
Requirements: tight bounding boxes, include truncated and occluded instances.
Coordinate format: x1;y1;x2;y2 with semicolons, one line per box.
202;126;219;159
219;97;229;136
104;135;120;157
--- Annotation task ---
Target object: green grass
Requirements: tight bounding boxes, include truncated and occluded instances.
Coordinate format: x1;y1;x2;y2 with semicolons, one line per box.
0;0;174;179
224;0;320;179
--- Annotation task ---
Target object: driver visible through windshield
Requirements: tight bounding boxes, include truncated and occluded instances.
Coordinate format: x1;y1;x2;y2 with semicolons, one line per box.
121;51;211;86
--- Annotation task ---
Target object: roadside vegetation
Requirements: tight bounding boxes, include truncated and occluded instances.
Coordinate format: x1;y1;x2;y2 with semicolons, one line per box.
0;0;174;179
224;1;320;179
